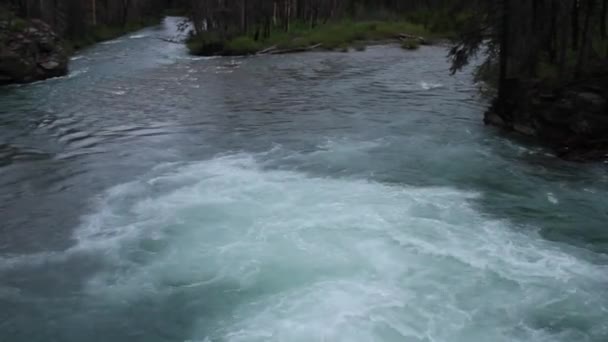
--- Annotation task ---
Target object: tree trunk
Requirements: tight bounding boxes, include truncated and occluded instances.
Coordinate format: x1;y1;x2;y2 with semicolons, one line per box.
498;0;510;106
549;0;558;63
91;0;96;26
122;0;130;26
240;0;246;34
601;0;607;39
572;0;580;50
558;2;569;79
575;0;594;78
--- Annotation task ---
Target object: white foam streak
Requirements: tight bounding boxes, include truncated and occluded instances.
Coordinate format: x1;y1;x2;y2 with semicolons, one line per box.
101;39;123;45
420;81;444;90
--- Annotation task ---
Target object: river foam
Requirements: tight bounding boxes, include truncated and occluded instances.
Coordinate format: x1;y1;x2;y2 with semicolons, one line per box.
72;152;608;342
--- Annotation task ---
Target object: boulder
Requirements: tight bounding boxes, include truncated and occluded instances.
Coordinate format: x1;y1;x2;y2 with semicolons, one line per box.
39;60;60;71
0;18;68;85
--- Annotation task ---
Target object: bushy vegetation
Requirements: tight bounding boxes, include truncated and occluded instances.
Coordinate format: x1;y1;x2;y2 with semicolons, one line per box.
225;36;262;55
401;39;420;50
186;32;223;55
0;5;27;32
187;20;435;56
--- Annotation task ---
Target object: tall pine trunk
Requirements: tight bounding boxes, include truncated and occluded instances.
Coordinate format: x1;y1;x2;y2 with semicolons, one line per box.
498;0;511;107
601;0;607;39
572;0;580;50
91;0;96;26
549;0;558;63
575;0;594;78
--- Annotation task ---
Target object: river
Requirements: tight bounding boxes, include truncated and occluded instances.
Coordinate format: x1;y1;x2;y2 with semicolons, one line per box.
1;17;607;342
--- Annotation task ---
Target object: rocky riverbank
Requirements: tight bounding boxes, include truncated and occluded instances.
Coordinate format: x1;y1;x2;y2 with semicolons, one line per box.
485;75;608;162
0;18;69;85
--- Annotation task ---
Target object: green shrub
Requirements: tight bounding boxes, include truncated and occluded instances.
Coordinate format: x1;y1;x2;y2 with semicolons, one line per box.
92;25;122;41
474;60;498;87
401;39;420;50
225;36;261;55
9;17;27;32
266;31;295;48
186;32;225;55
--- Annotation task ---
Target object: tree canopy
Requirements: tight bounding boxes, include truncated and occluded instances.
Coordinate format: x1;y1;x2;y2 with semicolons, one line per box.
449;0;608;103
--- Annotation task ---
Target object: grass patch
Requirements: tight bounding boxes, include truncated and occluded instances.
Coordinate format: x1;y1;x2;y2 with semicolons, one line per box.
187;19;443;56
8;17;27;32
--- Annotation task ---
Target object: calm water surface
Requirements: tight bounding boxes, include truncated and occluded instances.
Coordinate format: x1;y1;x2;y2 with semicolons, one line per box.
1;17;607;342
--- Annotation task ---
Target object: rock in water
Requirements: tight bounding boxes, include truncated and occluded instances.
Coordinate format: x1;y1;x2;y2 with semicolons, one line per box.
0;19;69;85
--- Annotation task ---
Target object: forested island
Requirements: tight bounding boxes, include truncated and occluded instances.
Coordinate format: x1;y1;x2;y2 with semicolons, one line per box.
1;0;608;160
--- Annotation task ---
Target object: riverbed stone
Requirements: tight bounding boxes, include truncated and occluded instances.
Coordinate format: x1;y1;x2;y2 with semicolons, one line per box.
39;60;60;70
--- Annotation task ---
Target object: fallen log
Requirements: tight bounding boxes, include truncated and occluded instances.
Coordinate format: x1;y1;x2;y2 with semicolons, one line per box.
270;43;323;55
156;36;185;44
397;33;426;44
256;45;278;55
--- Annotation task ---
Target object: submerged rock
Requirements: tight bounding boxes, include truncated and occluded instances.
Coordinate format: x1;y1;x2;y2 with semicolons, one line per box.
485;77;608;162
0;19;69;85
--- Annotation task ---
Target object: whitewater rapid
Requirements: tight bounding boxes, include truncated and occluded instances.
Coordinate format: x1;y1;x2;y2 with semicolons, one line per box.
58;152;606;342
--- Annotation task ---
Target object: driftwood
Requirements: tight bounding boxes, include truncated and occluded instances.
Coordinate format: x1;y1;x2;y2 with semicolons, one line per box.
397;33;426;44
256;45;278;55
156;36;185;44
269;43;323;55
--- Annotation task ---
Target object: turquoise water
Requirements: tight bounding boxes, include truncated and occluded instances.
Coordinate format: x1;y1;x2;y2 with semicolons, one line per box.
1;18;607;342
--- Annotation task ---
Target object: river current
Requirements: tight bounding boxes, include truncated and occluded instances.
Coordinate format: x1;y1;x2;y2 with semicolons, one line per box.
1;17;607;342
